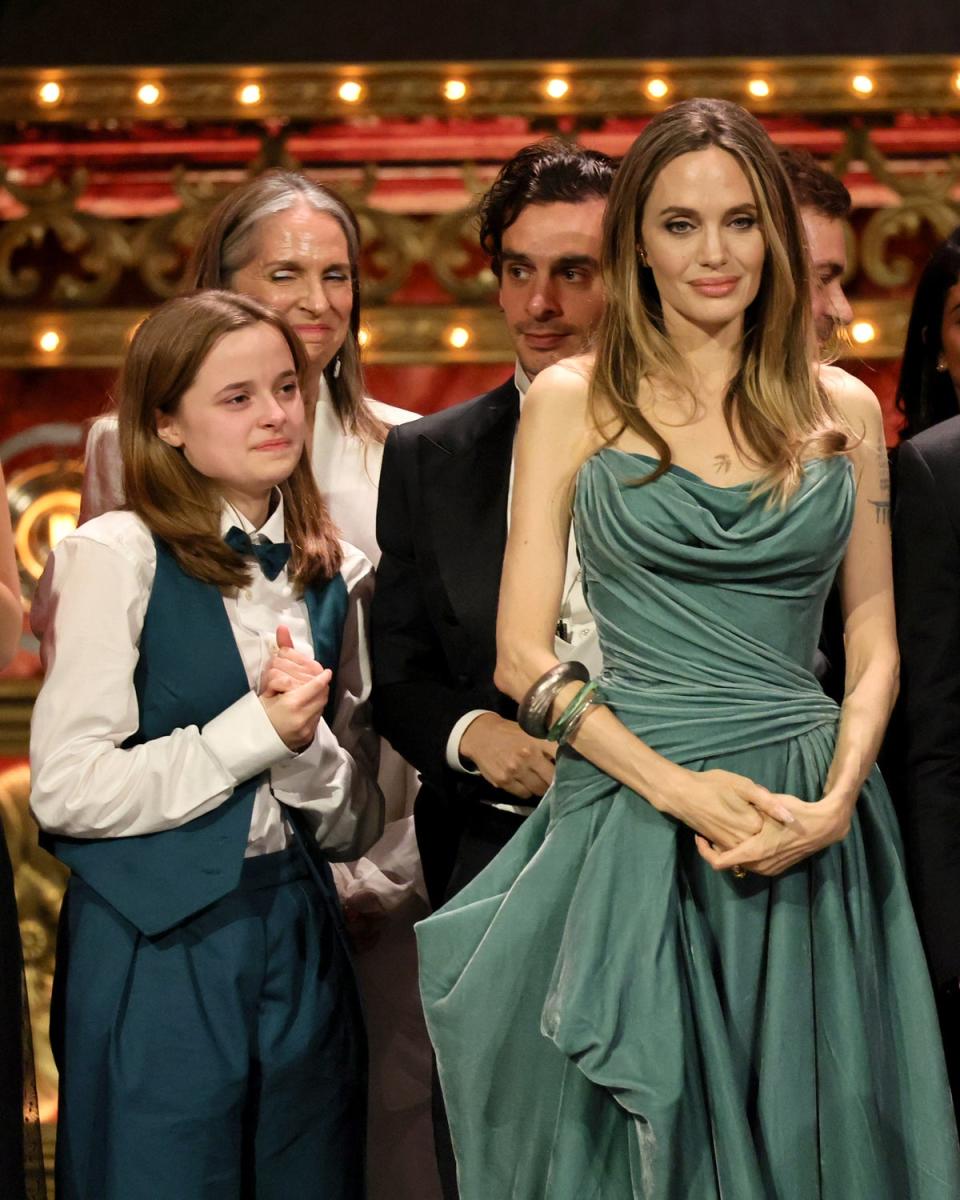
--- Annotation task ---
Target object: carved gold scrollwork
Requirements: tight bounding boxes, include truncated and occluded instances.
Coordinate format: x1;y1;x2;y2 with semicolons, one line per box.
837;128;960;288
0;168;131;304
860;190;960;288
423;205;498;302
422;163;497;302
355;205;424;305
0;761;67;1119
130;171;224;298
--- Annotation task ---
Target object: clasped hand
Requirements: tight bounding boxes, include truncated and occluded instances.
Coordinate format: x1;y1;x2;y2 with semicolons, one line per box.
658;766;851;877
695;789;852;877
259;625;331;751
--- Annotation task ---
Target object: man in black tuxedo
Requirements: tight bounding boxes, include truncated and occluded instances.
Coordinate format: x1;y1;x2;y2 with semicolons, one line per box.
779;148;855;704
895;414;960;1104
372;141;614;918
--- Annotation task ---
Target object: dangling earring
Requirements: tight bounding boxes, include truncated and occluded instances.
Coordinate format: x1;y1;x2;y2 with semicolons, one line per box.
936;352;949;373
636;243;649;268
332;354;342;379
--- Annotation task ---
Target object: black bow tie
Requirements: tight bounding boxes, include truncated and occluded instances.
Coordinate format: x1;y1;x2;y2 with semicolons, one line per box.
224;526;292;581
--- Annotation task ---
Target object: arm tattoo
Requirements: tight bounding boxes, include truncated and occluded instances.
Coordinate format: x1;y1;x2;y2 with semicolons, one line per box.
869;498;890;525
876;441;890;495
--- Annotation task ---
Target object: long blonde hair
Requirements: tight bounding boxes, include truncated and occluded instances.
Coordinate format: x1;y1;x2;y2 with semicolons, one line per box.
591;98;848;498
118;291;342;591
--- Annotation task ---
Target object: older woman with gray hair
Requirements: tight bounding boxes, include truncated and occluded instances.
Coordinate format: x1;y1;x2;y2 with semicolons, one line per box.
78;170;436;1200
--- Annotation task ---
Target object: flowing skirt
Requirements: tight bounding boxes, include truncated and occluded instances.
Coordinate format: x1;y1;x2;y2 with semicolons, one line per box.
417;728;960;1199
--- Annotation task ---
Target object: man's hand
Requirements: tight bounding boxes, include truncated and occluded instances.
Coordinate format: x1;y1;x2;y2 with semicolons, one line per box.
458;712;556;800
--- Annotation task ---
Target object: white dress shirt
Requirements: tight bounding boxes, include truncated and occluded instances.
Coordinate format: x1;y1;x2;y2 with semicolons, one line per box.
311;379;419;567
76;387;423;857
445;362;602;774
30;497;381;858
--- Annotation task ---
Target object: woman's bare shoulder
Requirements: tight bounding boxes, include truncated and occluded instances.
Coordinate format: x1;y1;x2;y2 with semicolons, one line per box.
521;357;611;452
818;363;882;427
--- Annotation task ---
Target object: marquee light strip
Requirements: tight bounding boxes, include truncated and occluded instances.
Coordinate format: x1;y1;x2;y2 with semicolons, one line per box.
0;300;913;368
2;56;960;123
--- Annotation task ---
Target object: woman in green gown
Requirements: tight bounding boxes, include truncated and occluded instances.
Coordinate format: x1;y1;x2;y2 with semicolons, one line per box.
415;98;960;1198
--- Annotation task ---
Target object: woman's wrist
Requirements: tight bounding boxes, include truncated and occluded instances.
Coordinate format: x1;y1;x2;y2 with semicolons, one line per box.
635;755;690;819
817;788;856;840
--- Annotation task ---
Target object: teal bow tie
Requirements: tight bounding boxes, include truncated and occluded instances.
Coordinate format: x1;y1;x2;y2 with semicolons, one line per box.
224;526;292;581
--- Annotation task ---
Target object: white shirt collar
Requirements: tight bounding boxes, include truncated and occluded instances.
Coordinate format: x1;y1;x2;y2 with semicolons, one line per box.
514;361;534;406
219;489;285;543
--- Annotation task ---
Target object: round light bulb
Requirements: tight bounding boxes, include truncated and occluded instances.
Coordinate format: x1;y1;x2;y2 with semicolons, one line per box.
953;71;960;94
545;77;570;100
850;320;878;345
851;74;875;97
37;81;62;106
239;83;263;106
357;326;370;349
338;80;364;103
137;83;161;107
447;326;471;350
443;79;468;102
747;78;771;99
38;330;61;353
645;78;670;100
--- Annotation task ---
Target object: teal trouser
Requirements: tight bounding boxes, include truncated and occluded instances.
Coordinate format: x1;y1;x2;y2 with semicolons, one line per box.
52;848;366;1200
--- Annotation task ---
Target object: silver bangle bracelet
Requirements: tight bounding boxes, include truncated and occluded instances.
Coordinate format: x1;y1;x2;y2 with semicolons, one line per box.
517;660;591;739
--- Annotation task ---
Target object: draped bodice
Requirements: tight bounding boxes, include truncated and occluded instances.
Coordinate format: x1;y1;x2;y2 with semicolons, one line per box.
418;442;960;1200
573;448;855;766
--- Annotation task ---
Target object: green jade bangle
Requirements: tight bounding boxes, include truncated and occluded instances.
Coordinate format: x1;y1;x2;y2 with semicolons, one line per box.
547;680;598;745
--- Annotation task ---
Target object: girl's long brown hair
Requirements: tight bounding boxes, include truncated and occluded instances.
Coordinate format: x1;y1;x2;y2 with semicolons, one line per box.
591;98;849;500
187;170;386;445
118;291;342;591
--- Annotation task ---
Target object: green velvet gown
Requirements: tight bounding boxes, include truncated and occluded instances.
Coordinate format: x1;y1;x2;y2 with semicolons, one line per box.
416;449;960;1199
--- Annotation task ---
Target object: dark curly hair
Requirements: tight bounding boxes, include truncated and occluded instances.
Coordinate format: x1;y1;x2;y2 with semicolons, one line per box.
778;148;851;220
896;227;960;440
478;138;616;278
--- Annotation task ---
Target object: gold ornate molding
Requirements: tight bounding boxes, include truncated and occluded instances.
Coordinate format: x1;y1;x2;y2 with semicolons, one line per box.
0;299;913;368
0;304;513;366
0;677;39;756
0;757;68;1137
840;298;912;359
2;57;960;123
0;308;142;367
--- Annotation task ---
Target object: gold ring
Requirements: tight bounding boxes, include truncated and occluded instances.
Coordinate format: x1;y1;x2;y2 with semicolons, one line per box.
731;865;747;879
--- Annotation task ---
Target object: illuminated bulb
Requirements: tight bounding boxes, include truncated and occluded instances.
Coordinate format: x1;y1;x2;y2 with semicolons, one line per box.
37;330;61;353
239;83;263;106
447;326;471;350
137;83;161;106
953;71;960;94
48;511;77;549
443;79;468;101
645;78;670;100
37;81;62;106
357;326;370;349
850;320;877;345
747;78;771;99
338;80;364;103
851;74;875;97
545;77;570;100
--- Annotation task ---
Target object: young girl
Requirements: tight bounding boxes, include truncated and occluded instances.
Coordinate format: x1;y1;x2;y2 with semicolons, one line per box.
30;291;383;1199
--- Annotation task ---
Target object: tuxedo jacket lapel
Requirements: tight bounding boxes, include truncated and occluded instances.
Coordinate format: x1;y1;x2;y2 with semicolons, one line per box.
420;382;518;675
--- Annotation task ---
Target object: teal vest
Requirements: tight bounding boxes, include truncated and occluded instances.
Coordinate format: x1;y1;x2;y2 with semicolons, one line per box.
44;536;349;936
